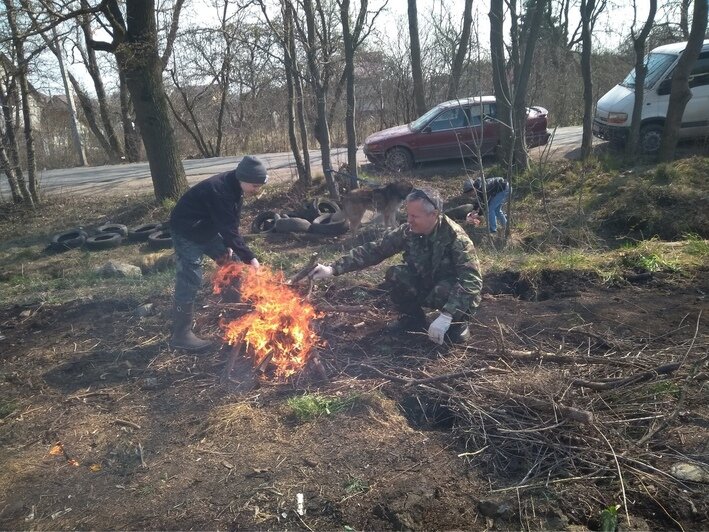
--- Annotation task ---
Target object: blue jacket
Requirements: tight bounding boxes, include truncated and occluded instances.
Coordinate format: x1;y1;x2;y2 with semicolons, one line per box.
169;170;255;262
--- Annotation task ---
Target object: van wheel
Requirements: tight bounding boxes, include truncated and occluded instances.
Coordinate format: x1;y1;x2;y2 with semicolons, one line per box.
385;147;413;172
640;124;663;155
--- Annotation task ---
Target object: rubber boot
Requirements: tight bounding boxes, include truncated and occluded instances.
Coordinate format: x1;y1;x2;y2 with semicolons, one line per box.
170;302;213;353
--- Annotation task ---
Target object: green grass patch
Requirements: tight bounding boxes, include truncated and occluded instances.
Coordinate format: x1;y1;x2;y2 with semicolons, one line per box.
343;476;370;495
287;392;359;421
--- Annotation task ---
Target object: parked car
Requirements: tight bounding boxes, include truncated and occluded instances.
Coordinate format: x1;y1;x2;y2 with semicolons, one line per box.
593;39;709;154
362;96;551;171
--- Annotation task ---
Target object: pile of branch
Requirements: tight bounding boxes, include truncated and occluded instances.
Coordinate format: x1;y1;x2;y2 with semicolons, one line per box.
359;316;708;524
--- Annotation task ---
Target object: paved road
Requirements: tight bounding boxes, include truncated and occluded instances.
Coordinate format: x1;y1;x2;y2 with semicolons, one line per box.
0;126;588;197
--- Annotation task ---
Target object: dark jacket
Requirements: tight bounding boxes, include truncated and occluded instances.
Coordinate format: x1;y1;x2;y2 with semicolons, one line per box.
470;176;508;214
169;170;255;262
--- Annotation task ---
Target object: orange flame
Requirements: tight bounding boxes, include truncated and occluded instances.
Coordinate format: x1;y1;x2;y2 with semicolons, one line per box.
213;262;319;380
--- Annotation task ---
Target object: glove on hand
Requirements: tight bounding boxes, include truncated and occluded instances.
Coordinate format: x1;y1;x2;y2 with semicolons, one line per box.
308;264;334;281
428;313;453;345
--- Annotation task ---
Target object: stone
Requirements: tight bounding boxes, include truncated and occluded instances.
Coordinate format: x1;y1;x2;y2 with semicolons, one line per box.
478;498;513;519
670;462;709;483
96;260;142;278
133;303;154;318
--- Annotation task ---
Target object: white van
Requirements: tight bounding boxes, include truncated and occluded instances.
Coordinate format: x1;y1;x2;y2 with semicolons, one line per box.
593;39;709;153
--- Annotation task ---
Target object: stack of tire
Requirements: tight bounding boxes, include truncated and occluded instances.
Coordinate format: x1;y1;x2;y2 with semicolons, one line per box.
48;222;172;252
251;197;347;237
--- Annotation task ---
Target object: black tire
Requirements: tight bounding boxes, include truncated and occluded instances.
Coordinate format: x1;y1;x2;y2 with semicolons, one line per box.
97;223;128;237
128;223;161;242
49;229;87;251
287;204;319;222
273;217;312;233
312;197;341;214
640;124;663;155
147;229;173;250
85;232;123;250
251;211;278;233
308;213;348;236
385;147;413;172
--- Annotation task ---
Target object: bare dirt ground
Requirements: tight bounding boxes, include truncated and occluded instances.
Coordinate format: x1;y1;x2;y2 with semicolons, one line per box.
1;253;706;530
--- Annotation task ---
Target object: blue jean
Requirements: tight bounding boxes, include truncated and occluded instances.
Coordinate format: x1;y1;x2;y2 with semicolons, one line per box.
173;231;228;304
487;186;510;233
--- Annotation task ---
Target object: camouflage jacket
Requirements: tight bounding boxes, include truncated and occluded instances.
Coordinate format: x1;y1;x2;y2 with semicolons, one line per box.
332;215;483;316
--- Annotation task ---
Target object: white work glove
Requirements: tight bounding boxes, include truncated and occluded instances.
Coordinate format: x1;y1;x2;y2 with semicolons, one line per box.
428;313;453;345
308;264;334;281
249;257;260;271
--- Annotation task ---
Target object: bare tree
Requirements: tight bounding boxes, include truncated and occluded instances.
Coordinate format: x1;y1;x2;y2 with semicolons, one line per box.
446;0;473;99
407;0;426;116
625;0;657;158
659;0;708;161
85;0;188;201
3;0;38;205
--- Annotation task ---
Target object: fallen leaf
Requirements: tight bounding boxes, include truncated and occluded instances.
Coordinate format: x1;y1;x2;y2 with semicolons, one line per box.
89;463;102;472
49;443;63;456
67;459;80;467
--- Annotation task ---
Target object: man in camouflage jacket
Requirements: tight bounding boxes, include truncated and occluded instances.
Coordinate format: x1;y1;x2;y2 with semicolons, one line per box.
308;187;483;344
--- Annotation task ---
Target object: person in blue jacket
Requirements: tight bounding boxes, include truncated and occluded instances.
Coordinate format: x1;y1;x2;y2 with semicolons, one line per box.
169;155;267;352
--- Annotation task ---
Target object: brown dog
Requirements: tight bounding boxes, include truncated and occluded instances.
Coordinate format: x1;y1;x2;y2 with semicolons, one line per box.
341;180;414;232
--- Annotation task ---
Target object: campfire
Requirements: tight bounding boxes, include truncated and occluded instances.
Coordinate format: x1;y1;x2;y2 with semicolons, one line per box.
213;262;324;385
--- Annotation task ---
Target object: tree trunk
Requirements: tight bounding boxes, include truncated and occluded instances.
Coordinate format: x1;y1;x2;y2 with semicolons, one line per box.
0;142;22;203
625;0;657;158
302;0;337;199
4;0;38;205
340;0;359;181
118;70;142;163
116;0;188;200
489;0;512;174
511;0;544;172
579;0;595;160
659;0;708;161
53;27;87;166
0;79;31;204
446;0;474;100
407;0;426;116
281;1;308;186
79;0;125;162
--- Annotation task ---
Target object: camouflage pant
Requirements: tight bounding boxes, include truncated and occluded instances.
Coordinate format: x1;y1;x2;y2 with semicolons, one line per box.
384;265;470;320
173;231;228;304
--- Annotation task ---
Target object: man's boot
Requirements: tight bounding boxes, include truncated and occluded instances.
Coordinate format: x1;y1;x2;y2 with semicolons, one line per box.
170;302;213;353
446;320;470;344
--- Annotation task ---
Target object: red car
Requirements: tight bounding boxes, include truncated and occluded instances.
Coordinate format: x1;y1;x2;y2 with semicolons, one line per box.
363;96;551;171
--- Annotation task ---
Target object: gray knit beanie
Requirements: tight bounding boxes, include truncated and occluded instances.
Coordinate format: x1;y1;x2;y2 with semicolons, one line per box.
234;155;268;184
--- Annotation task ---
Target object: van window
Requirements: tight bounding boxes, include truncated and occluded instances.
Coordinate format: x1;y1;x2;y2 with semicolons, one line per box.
621;52;676;89
689;51;709;88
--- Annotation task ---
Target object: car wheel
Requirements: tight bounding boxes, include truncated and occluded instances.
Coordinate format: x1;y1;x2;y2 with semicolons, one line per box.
128;223;161;242
251;211;278;233
50;229;88;251
273;217;312;233
640;124;663;155
97;223;128;237
309;213;348;236
148;229;173;250
85;232;123;250
312;197;341;214
385;147;413;172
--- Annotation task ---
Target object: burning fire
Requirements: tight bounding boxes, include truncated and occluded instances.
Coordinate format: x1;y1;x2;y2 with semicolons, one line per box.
213;262;319;380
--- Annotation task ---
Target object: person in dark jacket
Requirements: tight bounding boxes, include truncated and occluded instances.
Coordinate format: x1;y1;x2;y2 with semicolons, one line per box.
169;155;268;352
307;187;482;345
463;176;510;233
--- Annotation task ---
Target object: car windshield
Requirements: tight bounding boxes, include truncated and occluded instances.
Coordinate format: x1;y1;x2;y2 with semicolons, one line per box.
621;52;676;89
410;105;446;131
